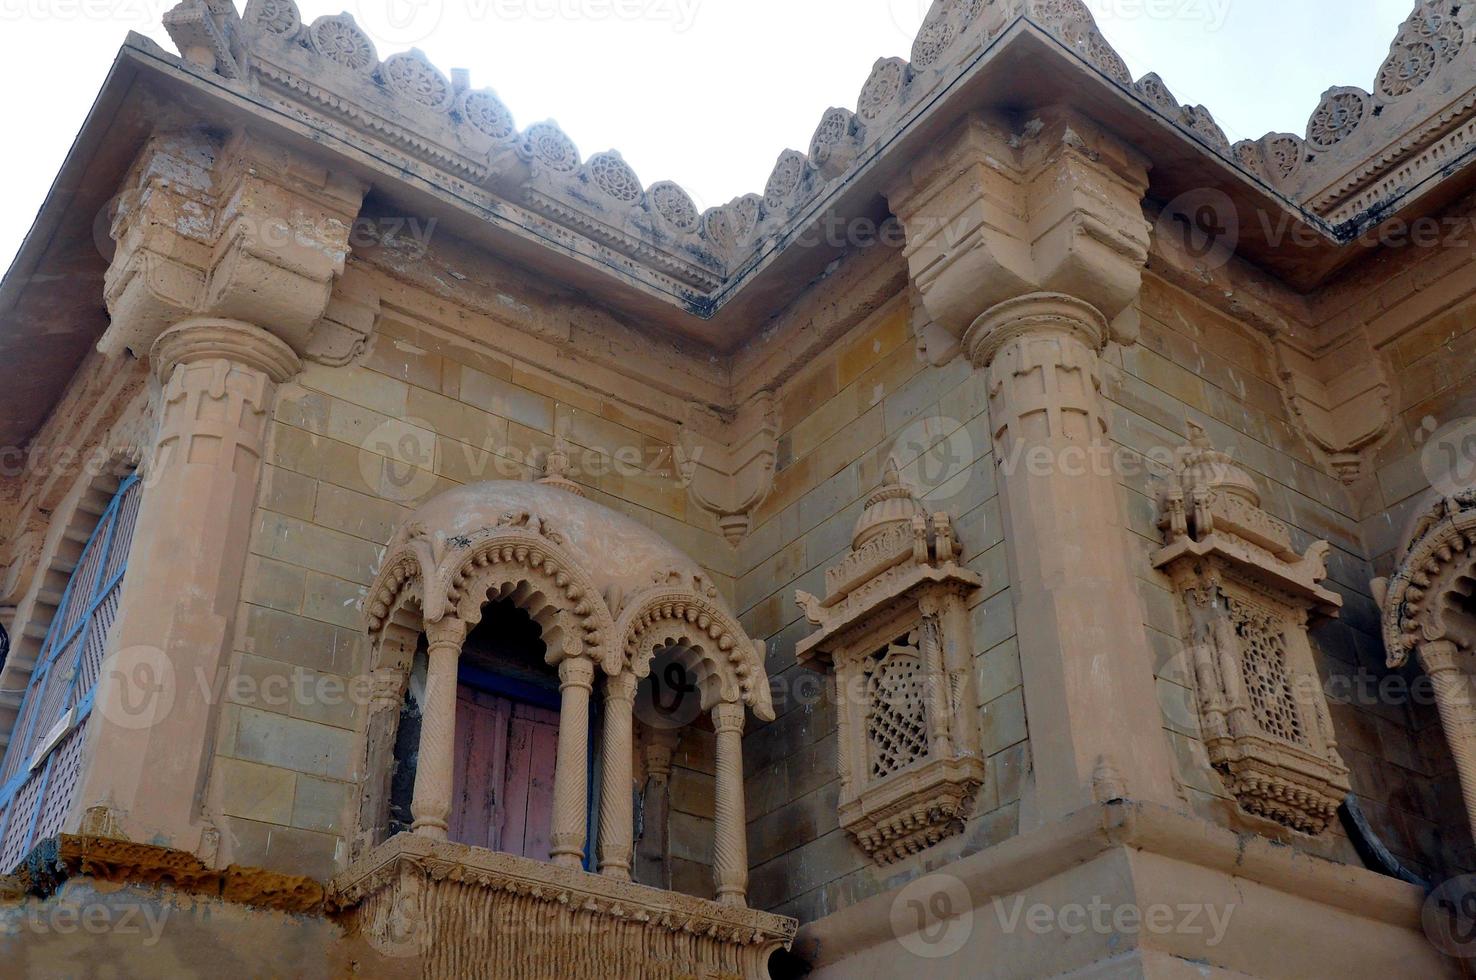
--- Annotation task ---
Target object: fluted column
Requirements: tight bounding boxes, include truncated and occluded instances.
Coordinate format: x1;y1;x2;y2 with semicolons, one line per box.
550;656;596;868
711;701;748;908
965;293;1177;820
1421;641;1476;836
411;618;467;840
78;318;300;856
597;671;638;879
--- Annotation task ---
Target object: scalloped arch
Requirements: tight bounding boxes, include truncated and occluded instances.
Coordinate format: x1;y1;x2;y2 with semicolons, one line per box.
616;587;774;722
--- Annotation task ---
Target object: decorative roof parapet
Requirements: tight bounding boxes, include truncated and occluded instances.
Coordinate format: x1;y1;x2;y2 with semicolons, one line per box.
159;0;1476;307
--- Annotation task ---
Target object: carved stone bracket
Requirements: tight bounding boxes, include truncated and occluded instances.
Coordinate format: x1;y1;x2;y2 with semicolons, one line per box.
1275;334;1395;486
1154;424;1350;834
678;391;779;546
796;462;985;863
101;129;368;365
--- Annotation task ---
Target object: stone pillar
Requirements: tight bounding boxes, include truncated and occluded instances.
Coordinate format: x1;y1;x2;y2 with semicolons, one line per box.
550;656;596;869
78;318;299;853
711;701;748;908
967;293;1176;819
1420;641;1476;835
597;671;638;879
888;110;1176;825
410;618;467;840
634;728;677;889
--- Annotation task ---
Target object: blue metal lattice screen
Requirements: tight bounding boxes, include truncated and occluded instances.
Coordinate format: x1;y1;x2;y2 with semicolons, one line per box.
0;472;142;870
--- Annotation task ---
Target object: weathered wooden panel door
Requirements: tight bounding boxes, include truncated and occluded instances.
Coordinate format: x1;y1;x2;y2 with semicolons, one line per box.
449;686;559;861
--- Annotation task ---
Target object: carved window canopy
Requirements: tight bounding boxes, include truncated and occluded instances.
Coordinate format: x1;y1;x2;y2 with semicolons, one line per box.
1153;425;1350;835
797;463;984;864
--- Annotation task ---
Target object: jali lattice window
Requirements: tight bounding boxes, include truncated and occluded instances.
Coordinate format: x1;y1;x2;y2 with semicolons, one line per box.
0;472;142;869
796;463;985;864
1153;426;1348;835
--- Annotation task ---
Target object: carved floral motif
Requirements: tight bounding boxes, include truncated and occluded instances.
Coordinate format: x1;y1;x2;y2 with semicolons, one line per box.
858;58;906;122
763;150;807;211
649;181;700;232
381;51;453;109
308;14;376;73
524;121;580;173
459;89;516;141
253;0;299;35
1307;89;1369;148
588;152;643;203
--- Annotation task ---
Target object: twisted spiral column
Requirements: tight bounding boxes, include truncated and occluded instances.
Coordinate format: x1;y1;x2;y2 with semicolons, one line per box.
550;656;596;868
597;671;638;879
1421;641;1476;837
711;701;748;908
411;617;467;840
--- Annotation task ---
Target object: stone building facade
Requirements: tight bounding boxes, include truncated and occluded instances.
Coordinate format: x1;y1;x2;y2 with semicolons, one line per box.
1;0;1475;976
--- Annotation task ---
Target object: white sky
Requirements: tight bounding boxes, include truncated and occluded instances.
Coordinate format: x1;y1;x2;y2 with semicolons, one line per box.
0;0;1417;275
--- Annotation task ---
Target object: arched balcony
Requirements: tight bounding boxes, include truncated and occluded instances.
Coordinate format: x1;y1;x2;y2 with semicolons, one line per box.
335;478;793;977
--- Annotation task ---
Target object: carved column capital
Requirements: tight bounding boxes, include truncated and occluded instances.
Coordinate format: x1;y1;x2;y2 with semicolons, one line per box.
150;317;302;385
711;701;746;735
964;292;1108;369
423;615;468;654
558;655;598;692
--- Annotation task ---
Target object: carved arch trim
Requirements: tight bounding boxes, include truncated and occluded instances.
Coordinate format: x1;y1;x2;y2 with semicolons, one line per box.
364;515;619;675
1378;489;1476;667
616;588;775;722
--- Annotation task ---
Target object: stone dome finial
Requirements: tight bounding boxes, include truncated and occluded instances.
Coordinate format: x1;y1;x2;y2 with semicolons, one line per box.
852;458;925;550
1175;423;1260;508
538;436;586;498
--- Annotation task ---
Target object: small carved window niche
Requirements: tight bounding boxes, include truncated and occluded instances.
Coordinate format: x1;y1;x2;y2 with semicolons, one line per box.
796;462;985;864
1152;424;1350;834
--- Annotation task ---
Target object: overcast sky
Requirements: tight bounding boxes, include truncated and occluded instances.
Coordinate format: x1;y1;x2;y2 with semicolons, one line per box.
0;0;1415;275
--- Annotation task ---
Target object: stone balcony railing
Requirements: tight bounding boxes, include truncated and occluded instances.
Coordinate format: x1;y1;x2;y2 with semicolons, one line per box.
329;835;797;979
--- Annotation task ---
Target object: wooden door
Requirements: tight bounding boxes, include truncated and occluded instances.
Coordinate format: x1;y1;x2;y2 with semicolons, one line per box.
449;686;559;860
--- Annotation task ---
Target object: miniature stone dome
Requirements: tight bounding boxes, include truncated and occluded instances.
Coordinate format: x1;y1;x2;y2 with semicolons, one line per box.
1176;421;1262;507
852;459;926;550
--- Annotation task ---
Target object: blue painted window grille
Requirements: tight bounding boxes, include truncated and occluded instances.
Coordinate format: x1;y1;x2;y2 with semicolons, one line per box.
0;472;143;870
